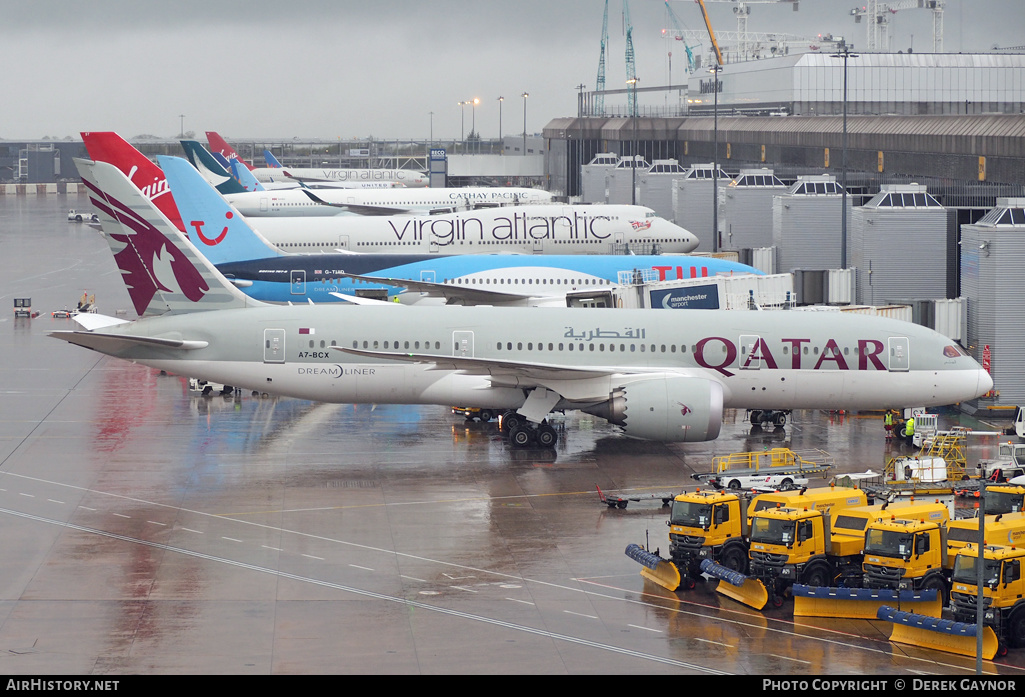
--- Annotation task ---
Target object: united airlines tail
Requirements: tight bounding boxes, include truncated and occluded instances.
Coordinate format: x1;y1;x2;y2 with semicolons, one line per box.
80;131;186;232
179;141;248;195
74;157;260;317
158;155;283;264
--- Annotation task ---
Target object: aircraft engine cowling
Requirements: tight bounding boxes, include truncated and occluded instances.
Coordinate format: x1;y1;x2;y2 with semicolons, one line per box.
583;376;723;442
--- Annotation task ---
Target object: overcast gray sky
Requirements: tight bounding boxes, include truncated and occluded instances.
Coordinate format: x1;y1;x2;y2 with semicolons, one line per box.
3;0;1022;141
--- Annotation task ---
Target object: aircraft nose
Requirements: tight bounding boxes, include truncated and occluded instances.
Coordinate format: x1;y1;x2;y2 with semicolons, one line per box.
979;369;994;397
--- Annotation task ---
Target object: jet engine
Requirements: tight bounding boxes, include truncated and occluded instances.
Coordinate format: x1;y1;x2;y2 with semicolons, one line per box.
582;376;723;442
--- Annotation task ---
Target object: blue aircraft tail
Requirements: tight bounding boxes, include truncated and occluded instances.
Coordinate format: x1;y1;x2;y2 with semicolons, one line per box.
230;158;265;192
179;140;248;195
158;155;284;264
263;150;284;168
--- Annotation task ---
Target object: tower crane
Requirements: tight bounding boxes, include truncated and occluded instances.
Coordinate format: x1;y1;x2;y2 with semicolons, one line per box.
595;0;609;116
662;1;699;73
702;0;800;61
850;0;945;52
624;0;638;116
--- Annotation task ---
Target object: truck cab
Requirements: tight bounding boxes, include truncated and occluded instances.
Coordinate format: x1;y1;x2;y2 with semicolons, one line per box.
668;489;748;579
950;544;1025;651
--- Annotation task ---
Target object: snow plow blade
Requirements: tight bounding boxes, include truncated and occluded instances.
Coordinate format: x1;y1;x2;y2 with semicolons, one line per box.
877;605;999;660
793;586;942;619
625;543;681;592
700;558;768;610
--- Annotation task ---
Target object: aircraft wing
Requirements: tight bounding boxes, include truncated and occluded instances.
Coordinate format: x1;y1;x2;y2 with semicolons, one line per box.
298;188;408;216
338;272;548;305
335;347;615;383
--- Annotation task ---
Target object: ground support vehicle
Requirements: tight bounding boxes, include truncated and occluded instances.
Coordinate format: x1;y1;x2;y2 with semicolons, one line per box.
946;509;1025;567
691;448;833;491
596;484;676;510
451;406;495;422
67;209;98;223
188;378;235;396
949;543;1025;657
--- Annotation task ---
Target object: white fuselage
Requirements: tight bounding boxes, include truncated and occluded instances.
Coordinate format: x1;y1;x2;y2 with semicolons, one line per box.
245;204;699;255
225;187;554;217
251;167;428;187
66;306;991;415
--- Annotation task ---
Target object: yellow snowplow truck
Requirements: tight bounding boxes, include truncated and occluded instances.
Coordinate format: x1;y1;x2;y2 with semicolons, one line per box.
947;543;1025;657
862;503;952;598
667;488;751;590
947;509;1025;568
748;489;870;607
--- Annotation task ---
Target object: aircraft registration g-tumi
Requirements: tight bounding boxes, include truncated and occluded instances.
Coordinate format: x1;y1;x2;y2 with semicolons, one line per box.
56;157;993;448
156;154;757;306
205;131;429;188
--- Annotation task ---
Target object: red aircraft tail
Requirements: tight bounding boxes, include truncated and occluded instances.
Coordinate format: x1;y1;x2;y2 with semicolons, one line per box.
80;131;185;232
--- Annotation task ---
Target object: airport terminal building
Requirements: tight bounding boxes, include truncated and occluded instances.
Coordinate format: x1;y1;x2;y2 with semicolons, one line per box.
544;52;1025;408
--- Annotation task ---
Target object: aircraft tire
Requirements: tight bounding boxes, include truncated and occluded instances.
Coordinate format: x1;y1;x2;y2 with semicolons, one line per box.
509;425;534;448
536;424;558;448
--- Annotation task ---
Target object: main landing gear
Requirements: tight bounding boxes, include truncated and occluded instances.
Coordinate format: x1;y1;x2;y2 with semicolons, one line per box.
500;410;559;449
748;409;789;429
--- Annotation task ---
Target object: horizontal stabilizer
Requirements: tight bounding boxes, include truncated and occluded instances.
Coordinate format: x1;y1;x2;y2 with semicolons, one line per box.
72;313;131;330
50;330;208;354
328;292;400;306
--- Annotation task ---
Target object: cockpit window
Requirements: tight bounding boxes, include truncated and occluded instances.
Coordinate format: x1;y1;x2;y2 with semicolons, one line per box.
944;345;969;358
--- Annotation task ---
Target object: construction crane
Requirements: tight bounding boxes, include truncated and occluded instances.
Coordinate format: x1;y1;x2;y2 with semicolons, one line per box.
850;0;945;52
595;0;609;116
624;0;638;116
695;0;724;66
662;1;699;73
703;0;800;61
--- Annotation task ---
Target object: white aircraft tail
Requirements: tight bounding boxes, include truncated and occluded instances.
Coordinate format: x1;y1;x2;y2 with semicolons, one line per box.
74;157;264;317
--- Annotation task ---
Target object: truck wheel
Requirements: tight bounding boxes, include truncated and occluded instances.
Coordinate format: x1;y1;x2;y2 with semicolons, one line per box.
721;545;748;574
803;563;831;588
728;479;741;490
780;478;793;489
479;410;493;422
770;594;785;608
922;574;948;607
1007;608;1025;648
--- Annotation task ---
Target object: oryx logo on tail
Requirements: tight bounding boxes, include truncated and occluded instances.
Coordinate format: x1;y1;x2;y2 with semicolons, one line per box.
82;178;209;316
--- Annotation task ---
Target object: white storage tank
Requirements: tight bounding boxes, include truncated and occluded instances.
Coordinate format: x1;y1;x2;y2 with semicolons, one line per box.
850;184;955;306
720;168;788;252
960;198;1025;406
772;175;851;273
580;153;619;204
670;163;730;254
